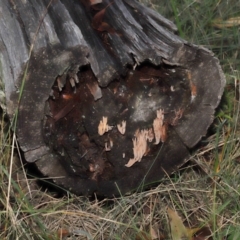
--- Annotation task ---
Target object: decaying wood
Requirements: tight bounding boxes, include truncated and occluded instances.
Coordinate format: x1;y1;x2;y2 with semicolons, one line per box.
0;0;225;197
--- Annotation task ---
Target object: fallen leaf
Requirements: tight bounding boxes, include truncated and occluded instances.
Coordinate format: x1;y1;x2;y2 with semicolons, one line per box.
135;231;152;240
57;228;71;238
212;16;240;28
136;226;165;240
47;228;71;240
167;208;213;240
167;208;191;240
150;226;158;240
193;226;212;240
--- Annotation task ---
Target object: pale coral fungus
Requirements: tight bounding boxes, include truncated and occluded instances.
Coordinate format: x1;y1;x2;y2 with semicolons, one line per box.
117;120;126;135
153;109;165;144
125;129;148;167
98;117;113;136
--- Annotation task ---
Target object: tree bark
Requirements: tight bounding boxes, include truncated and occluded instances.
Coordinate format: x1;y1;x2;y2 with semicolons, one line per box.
0;0;225;196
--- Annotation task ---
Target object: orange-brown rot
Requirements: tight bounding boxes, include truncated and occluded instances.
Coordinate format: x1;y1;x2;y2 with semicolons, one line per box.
62;94;74;100
160;123;168;142
88;157;105;181
190;83;197;96
91;2;115;33
139;77;157;85
187;70;192;81
171;108;184;126
53;102;76;122
187;70;197;101
120;108;128;115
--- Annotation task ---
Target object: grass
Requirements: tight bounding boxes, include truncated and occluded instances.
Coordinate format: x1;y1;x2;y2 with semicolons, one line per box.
1;0;240;239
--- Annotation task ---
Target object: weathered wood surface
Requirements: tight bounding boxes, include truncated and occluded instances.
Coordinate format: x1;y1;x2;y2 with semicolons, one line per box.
0;0;225;196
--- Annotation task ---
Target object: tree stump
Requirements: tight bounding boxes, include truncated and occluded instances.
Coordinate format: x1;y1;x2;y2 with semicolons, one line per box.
0;0;225;197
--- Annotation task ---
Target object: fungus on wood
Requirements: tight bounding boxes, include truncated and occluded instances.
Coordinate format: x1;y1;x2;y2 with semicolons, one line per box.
0;0;225;197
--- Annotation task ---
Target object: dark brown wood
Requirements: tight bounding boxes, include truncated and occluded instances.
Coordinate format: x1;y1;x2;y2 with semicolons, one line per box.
0;0;225;197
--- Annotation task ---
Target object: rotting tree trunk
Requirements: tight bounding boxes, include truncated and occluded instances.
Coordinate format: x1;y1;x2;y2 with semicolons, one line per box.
0;0;225;197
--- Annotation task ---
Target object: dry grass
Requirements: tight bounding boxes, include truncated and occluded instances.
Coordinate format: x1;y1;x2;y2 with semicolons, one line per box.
1;0;240;239
2;142;240;239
